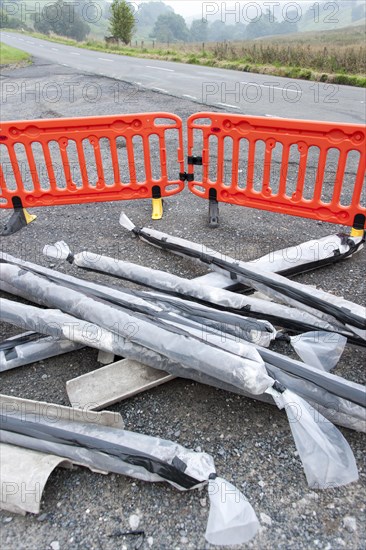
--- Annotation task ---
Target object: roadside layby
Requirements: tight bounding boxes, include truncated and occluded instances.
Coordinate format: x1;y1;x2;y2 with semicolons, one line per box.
0;109;365;548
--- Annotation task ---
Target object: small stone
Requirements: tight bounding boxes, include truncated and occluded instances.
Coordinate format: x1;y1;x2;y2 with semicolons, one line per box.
260;512;272;526
200;498;207;508
56;501;62;508
50;542;60;550
147;537;153;547
37;513;48;522
343;516;357;532
258;480;265;488
174;430;180;438
41;374;48;380
3;517;13;523
180;536;188;544
334;538;346;547
195;446;201;452
129;514;140;530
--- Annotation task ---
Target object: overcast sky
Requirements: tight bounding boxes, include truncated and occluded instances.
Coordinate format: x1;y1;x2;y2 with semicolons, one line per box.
163;1;316;18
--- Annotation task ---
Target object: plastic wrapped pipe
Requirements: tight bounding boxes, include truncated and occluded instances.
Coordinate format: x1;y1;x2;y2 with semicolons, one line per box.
0;295;361;487
0;332;82;372
120;216;366;338
0;410;259;545
4;248;358;350
41;244;360;343
5;261;362;408
119;213;364;274
1;296;364;433
1;252;277;349
1;261;363;407
247;233;364;276
0;265;273;396
0;296;357;487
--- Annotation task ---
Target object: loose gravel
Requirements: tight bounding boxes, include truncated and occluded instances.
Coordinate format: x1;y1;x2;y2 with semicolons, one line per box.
0;58;365;550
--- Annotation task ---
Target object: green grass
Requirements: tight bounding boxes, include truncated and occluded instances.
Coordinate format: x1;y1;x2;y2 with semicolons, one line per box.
0;42;31;65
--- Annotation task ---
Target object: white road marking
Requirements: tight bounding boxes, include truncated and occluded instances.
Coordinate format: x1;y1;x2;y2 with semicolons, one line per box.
98;58;114;62
183;94;197;100
71;52;80;56
261;84;301;93
217;102;240;109
265;114;284;118
241;81;301;93
146;65;174;72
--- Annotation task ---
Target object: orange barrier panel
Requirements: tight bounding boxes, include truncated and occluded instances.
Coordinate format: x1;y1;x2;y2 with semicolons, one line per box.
0;113;185;209
187;112;366;227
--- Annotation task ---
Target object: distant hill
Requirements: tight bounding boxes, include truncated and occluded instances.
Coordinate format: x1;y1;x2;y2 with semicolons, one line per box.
298;0;365;32
266;23;366;47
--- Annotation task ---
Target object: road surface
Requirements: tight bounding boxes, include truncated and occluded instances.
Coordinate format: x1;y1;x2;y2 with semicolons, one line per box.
1;31;365;123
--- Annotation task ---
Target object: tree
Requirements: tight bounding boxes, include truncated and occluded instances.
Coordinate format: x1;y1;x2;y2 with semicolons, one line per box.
190;19;208;43
150;13;189;43
137;1;173;28
33;0;90;41
109;0;135;44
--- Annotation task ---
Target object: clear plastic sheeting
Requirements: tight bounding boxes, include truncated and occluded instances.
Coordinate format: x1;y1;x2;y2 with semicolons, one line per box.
291;331;347;372
0;402;259;545
0;333;82;372
247;234;364;274
1;296;362;485
205;477;260;546
43;241;276;347
268;388;359;488
42;244;354;340
0;262;273;396
121;216;366;339
0;412;214;489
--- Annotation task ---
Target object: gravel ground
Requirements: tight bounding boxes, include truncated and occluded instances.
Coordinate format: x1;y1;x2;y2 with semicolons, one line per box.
0;59;365;550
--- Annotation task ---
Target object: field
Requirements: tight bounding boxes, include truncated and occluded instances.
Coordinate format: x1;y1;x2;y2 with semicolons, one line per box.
0;42;31;65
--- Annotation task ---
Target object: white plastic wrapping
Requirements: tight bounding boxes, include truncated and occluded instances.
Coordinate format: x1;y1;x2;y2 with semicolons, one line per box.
0;411;259;545
291;331;347;371
268;388;359;488
44;246;349;338
205;477;259;546
0;263;274;397
1;295;361;487
0;333;82;372
248;234;364;273
125;220;365;338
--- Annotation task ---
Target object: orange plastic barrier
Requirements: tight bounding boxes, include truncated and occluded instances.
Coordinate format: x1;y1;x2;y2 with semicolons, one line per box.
0;113;185;208
187;113;366;227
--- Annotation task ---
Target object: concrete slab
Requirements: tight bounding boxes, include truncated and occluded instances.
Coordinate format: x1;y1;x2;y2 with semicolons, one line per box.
0;443;72;515
66;359;175;410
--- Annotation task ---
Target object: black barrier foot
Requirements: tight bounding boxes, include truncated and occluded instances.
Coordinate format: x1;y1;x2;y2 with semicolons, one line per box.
1;198;37;236
209;199;219;228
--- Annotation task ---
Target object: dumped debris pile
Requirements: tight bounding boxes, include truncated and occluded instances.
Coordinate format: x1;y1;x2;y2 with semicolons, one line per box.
0;214;365;546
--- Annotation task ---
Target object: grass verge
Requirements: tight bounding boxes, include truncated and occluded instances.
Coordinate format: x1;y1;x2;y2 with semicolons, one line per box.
0;42;31;66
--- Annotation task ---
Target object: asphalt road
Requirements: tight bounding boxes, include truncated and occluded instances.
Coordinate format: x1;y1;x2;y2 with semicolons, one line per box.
1;31;366;123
